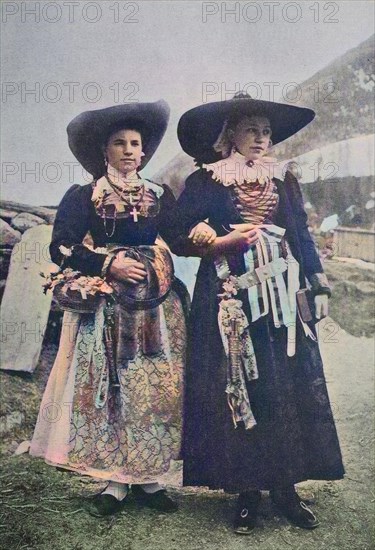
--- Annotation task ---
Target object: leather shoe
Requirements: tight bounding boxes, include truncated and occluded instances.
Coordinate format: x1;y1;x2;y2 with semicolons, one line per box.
233;491;261;535
270;488;320;529
88;493;126;517
132;485;178;513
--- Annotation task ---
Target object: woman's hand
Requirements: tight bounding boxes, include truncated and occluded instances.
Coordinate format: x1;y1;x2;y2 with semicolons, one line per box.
314;294;329;319
225;223;259;251
109;251;147;284
229;223;259;233
186;222;259;257
188;222;217;245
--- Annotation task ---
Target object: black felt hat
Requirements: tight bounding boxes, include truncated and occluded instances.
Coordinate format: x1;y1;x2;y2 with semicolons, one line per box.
67;100;170;177
177;93;315;164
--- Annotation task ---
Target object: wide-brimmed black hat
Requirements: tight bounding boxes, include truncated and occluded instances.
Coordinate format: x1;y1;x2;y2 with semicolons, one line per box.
67;100;170;177
177;93;315;163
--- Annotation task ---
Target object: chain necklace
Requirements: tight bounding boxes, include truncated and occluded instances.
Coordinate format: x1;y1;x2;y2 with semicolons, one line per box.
104;174;145;223
103;207;117;238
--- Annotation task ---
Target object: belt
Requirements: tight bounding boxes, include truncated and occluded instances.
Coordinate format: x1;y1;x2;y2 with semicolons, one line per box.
238;257;287;288
216;256;287;288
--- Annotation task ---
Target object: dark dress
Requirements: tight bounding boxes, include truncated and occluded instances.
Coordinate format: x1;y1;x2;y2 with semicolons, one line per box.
30;180;187;485
175;167;345;492
49;182;180;273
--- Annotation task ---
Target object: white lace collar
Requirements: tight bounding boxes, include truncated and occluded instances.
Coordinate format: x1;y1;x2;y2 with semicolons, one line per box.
202;150;281;186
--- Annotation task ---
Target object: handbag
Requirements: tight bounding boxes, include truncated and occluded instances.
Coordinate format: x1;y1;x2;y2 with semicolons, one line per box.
109;245;174;311
296;288;318;324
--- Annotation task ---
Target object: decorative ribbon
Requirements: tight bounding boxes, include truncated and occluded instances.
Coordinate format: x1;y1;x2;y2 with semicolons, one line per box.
214;223;319;429
217;224;302;358
244;224;300;356
217;299;258;430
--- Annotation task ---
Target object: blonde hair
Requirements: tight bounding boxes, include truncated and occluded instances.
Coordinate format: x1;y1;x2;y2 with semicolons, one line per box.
213;110;272;158
213;119;232;158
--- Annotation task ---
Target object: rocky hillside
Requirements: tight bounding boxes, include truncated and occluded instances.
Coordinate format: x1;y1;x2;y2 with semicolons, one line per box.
274;33;375;158
155;34;375;198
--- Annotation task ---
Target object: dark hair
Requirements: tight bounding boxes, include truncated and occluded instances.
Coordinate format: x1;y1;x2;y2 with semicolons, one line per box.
102;119;146;148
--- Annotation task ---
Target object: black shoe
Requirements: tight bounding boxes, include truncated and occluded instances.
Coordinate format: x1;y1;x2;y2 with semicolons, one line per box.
233;491;261;535
88;493;126;517
132;485;178;513
270;488;320;529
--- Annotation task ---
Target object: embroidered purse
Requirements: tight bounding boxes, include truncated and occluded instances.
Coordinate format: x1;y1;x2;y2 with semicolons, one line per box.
109;245;174;310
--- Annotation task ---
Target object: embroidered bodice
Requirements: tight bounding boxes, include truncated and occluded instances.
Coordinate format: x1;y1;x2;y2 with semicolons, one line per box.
202;150;280;224
230;179;279;224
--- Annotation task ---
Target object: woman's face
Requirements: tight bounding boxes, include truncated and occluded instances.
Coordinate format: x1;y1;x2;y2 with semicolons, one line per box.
229;115;272;161
104;129;143;174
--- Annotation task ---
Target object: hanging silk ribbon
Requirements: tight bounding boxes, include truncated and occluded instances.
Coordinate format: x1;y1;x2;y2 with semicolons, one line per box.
217;298;258;430
215;223;319;428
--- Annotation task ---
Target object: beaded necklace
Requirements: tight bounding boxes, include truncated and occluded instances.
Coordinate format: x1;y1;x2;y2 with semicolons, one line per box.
105;174;145;222
100;174;146;237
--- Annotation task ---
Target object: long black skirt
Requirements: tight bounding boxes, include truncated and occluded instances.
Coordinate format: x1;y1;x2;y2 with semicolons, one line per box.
182;262;345;492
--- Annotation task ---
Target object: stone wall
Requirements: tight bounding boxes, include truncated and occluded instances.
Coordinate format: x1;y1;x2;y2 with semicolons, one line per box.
0;201;56;302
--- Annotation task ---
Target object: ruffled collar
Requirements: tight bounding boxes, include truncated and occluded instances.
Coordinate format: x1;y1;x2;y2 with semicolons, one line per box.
202;150;280;186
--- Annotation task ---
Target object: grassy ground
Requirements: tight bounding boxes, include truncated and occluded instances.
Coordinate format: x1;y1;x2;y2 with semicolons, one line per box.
0;448;373;550
324;259;375;337
1;259;374;549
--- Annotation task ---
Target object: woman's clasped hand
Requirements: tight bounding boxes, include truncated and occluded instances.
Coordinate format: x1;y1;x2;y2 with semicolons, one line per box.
227;223;260;250
188;221;259;252
109;251;147;284
188;221;216;245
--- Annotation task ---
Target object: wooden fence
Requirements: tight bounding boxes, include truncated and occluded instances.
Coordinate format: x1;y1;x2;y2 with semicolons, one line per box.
333;227;375;263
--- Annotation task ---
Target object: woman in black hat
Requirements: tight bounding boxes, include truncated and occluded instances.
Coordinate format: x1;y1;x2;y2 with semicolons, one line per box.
175;93;344;533
30;100;199;517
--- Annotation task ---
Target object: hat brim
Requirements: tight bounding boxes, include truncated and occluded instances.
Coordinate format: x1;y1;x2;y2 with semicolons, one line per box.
67;100;170;177
177;98;315;163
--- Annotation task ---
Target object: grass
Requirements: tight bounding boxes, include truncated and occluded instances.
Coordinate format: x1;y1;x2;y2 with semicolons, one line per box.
1;258;374;549
0;454;374;550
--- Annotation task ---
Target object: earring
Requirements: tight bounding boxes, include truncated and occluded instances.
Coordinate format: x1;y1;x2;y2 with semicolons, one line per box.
140;151;145;158
104;156;108;168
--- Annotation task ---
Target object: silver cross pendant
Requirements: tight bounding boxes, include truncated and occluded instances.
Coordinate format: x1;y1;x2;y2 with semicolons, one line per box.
130;206;139;222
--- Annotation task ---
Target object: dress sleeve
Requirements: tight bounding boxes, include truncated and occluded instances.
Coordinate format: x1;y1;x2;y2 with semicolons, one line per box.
156;184;181;247
283;170;331;297
170;170;214;256
50;184;108;276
